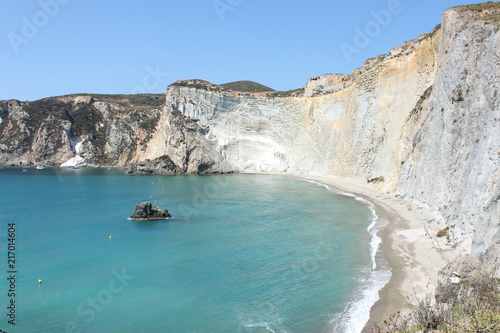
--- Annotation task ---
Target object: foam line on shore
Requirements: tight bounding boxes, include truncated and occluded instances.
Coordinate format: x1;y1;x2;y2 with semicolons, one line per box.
302;178;391;333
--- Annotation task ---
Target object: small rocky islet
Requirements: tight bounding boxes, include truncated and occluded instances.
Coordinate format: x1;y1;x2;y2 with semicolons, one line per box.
129;202;172;220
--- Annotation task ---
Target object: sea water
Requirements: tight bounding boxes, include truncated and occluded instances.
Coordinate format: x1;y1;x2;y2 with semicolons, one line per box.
0;168;390;333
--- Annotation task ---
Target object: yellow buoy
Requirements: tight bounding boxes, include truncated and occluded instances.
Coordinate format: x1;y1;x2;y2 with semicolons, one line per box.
109;235;112;239
38;279;42;284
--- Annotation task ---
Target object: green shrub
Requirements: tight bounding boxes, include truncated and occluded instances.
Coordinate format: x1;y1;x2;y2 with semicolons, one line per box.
267;88;305;98
436;226;450;238
368;176;385;184
369;274;500;332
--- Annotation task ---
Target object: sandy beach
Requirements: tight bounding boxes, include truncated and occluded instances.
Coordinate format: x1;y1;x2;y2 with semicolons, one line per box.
284;174;459;331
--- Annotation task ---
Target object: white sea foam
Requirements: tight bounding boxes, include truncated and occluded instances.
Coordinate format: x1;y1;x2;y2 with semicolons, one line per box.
330;268;392;333
303;179;331;191
301;178;392;333
237;312;286;333
241;322;277;333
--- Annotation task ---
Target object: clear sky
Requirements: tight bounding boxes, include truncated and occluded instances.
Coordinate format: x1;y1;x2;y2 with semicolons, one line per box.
0;0;487;101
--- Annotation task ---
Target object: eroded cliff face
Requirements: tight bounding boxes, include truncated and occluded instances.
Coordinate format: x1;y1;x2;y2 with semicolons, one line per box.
164;8;498;261
126;107;231;174
0;94;229;174
0;96;162;167
394;7;500;258
167;28;440;182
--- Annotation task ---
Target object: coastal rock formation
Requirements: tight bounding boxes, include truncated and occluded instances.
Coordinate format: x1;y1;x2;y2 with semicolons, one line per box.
394;6;500;259
0;5;498;271
0;95;164;167
304;74;352;97
127;155;180;174
130;202;172;220
130;106;232;174
0;94;230;173
166;24;441;180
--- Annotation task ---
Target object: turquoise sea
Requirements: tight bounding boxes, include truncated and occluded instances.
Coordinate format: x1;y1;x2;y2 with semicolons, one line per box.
0;168;390;333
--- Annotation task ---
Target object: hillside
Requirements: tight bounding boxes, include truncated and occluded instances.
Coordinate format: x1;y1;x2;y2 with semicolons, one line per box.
220;80;275;92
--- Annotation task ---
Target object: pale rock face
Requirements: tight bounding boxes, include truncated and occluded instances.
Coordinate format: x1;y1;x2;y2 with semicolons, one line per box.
30;114;74;164
0;100;36;165
129;107;232;174
167;30;440;183
394;8;500;257
304;74;352;97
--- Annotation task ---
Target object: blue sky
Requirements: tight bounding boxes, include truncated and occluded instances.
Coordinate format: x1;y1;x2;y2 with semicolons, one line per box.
0;0;486;101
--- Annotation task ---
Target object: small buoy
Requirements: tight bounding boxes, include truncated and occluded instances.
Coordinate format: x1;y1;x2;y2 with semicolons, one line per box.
150;196;152;198
162;188;164;191
109;235;112;239
154;200;156;203
38;279;42;284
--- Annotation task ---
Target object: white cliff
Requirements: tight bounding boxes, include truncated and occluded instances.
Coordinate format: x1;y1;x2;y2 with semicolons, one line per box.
167;28;440;181
394;7;500;259
162;7;498;264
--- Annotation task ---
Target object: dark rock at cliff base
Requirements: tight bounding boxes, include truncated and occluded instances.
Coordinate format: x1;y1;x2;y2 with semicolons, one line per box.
127;154;218;175
130;202;172;220
126;155;180;175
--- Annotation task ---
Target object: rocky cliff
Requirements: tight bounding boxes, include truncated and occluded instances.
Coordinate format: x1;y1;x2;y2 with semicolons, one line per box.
167;27;439;179
163;5;499;264
394;5;500;260
0;94;227;173
0;4;498;266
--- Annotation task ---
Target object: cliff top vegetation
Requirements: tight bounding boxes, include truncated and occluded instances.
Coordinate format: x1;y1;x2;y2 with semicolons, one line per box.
64;93;165;109
220;81;275;93
455;1;500;27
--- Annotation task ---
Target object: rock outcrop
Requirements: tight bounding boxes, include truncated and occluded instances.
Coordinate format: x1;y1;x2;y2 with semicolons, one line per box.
393;5;500;258
130;202;172;220
127;155;180;174
0;95;164;167
133;107;232;174
304;74;352;97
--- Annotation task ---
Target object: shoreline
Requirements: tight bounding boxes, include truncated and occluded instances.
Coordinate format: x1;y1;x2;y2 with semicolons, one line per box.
276;173;457;331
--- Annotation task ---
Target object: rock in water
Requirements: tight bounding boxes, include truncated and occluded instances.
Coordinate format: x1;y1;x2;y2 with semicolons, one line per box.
130;202;172;220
